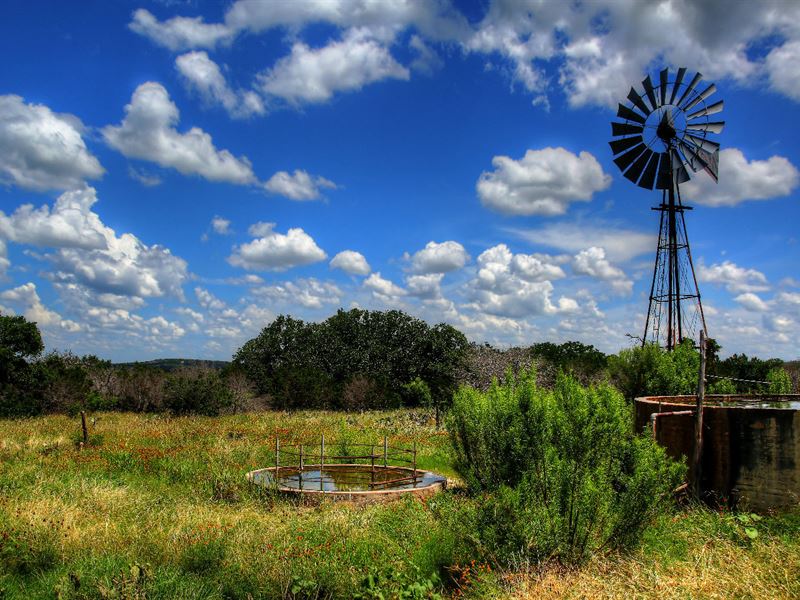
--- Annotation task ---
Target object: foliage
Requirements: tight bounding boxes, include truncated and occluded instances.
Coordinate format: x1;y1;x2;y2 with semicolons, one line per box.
708;377;737;395
529;341;607;384
448;372;684;565
607;340;699;401
234;309;469;410
766;367;793;394
0;312;45;416
162;368;233;416
714;353;784;394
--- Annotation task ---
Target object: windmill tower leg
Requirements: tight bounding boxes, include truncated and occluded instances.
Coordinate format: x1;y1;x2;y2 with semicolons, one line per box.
643;180;707;350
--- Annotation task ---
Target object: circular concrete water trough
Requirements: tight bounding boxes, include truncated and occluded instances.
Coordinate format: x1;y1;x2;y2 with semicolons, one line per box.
247;464;446;503
636;394;800;511
247;439;447;503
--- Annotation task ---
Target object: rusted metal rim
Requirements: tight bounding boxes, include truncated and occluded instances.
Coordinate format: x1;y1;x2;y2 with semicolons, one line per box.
636;394;800;408
246;464;447;503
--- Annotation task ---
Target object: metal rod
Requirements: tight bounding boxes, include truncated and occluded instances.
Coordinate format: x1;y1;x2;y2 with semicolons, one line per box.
320;435;325;492
383;436;388;468
370;444;375;485
275;437;280;486
649;410;694;441
676;182;707;338
299;444;304;491
693;330;707;500
412;441;417;486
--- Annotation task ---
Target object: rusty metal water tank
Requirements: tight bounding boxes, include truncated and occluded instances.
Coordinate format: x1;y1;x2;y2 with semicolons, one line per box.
635;395;800;511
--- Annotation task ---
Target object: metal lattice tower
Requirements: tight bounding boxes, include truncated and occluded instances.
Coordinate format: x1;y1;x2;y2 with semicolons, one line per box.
609;68;724;350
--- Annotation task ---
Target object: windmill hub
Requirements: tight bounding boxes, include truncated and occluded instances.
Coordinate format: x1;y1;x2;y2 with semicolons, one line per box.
656;110;677;143
609;67;724;350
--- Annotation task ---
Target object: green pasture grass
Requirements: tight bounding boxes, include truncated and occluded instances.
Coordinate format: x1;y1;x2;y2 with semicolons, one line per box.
0;410;798;599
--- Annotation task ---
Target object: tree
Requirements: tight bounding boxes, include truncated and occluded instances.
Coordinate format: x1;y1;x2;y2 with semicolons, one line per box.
529;341;607;384
0;312;46;416
607;340;699;401
233;309;469;410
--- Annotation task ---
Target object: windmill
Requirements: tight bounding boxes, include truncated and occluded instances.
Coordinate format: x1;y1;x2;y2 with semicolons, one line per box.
609;68;723;350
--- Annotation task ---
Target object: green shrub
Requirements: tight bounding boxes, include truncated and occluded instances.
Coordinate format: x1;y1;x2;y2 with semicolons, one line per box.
162;368;233;415
767;367;793;394
607;340;699;401
448;371;684;565
708;377;737;395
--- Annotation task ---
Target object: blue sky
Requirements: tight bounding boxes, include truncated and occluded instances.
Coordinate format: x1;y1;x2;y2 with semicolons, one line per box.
1;0;799;361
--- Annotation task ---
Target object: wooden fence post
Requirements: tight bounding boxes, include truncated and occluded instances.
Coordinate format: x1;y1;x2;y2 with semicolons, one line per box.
80;411;88;446
692;330;707;500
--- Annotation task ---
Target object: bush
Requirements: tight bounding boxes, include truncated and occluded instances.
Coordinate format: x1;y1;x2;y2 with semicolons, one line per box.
607;340;699;401
448;371;684;565
708;377;737;395
767;367;793;394
162;369;233;415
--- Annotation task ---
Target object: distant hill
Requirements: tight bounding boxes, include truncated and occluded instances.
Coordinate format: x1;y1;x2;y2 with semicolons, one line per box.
113;358;230;372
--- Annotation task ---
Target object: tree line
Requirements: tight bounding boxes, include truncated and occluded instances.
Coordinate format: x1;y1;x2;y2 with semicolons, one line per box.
0;308;796;418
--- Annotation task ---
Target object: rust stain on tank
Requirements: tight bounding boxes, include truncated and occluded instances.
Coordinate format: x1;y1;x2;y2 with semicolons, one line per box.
636;395;800;511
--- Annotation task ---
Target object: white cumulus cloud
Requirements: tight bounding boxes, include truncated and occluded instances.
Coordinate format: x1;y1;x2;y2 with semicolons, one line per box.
410;240;469;274
682;148;799;207
175;51;264;118
129;8;235;51
102;82;256;185
698;260;769;294
0;187;188;301
572;246;632;296
735;292;770;312
258;29;409;105
0;282;80;331
363;272;406;300
330;250;371;275
0;95;103;192
229;222;326;271
477;147;611;216
253;278;342;309
263;169;337;201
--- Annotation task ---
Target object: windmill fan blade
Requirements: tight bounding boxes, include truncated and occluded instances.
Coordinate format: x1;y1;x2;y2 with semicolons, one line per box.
638;152;661;189
687;99;724;119
655;152;672;189
611;121;644;136
685;133;720;153
676;72;703;108
672;149;691;184
613;142;647;172
659;68;669;106
682;83;717;111
625;148;654;185
627;87;651;116
609;135;643;155
642;74;659;110
679;141;719;182
678;140;704;173
617;103;647;124
669;67;686;104
686;121;725;134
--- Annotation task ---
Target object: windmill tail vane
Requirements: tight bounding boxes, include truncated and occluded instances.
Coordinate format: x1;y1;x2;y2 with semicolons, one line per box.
609;67;724;350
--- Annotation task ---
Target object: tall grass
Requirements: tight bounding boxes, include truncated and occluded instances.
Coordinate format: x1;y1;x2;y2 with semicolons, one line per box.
0;410;797;599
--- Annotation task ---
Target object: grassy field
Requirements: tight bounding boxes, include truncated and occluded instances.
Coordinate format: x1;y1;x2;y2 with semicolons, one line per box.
0;411;798;599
